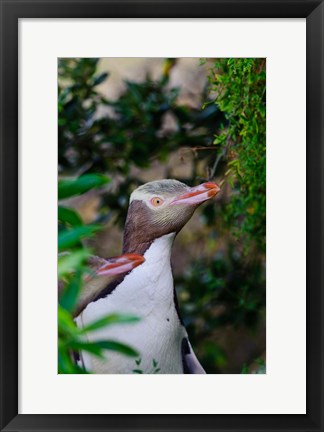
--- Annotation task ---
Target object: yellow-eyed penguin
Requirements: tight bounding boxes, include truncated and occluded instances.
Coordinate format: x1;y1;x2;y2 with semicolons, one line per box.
76;179;220;374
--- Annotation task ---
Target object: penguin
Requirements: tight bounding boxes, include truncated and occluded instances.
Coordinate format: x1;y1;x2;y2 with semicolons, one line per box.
59;254;145;318
76;179;220;374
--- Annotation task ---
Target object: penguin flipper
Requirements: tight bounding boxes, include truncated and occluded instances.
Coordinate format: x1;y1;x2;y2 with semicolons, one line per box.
181;337;206;374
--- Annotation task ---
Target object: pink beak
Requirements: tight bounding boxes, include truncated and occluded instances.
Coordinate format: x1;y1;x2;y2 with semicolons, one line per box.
96;254;145;276
170;182;220;206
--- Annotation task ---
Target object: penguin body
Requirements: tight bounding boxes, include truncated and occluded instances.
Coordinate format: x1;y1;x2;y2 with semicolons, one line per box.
76;179;220;374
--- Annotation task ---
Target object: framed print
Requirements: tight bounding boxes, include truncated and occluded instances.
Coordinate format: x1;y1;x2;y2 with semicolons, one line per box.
1;0;323;431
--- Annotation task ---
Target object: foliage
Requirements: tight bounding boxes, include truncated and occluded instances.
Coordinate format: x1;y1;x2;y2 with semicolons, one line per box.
176;58;266;372
207;58;266;253
176;247;265;372
241;357;266;374
58;58;266;374
58;173;110;200
58;174;139;373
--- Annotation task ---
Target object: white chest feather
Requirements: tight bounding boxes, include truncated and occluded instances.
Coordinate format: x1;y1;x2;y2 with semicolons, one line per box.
77;233;187;374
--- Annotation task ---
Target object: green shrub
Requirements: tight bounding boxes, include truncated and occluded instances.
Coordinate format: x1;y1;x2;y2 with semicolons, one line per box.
58;174;139;373
207;58;266;253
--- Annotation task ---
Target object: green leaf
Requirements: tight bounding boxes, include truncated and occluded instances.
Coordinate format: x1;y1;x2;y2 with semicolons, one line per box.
59;270;82;312
58;249;89;277
132;369;143;374
58;206;83;226
92;72;109;86
241;363;249;374
58;349;82;374
69;340;139;358
58;225;101;251
58;304;78;336
58;174;110;200
79;314;140;333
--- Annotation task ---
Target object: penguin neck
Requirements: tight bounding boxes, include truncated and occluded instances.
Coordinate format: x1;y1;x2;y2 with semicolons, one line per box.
141;232;175;277
122;225;159;256
122;239;154;256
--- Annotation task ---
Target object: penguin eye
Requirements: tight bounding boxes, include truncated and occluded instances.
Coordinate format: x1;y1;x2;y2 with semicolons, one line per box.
150;197;164;207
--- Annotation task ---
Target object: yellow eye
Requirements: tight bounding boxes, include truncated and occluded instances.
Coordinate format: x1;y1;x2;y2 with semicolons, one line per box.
151;197;164;207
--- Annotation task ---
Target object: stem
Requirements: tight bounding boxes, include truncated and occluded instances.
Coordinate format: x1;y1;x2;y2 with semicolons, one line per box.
209;148;226;180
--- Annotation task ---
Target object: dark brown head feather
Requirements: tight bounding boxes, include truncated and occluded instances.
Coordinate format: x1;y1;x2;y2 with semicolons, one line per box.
122;200;193;255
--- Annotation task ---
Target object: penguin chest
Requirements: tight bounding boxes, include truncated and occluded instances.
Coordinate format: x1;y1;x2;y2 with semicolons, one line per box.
78;296;186;374
77;233;187;374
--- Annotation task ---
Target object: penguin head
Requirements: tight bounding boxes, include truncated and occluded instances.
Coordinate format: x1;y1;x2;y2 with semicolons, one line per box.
123;179;220;253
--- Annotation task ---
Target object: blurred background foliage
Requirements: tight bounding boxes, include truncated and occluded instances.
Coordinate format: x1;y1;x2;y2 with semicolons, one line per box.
58;175;140;373
58;57;266;373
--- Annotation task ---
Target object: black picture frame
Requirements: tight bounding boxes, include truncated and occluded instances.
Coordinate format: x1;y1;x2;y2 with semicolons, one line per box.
1;1;323;431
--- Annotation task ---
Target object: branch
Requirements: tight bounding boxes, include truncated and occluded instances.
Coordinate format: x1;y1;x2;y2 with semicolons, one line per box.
208;148;226;180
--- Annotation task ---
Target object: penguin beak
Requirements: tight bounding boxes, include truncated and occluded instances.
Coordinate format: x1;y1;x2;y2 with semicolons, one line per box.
170;182;220;206
97;254;145;276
